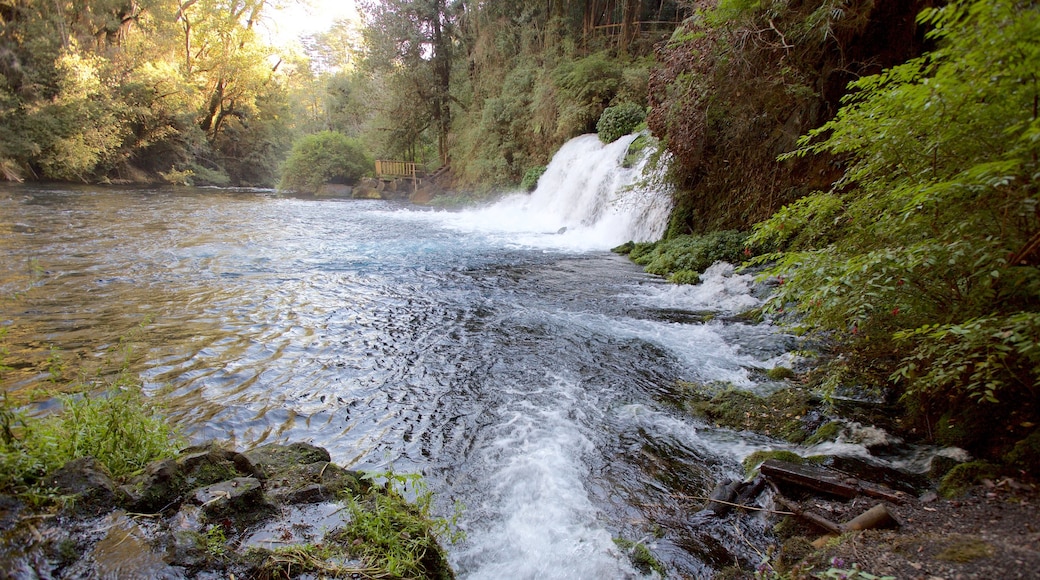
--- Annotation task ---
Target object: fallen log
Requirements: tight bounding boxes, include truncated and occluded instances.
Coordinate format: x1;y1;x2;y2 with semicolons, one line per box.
845;503;899;531
774;495;900;536
760;459;905;504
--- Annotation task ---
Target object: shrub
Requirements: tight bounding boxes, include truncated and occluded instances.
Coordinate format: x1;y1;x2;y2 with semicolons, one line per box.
633;230;750;278
597;102;646;143
279;131;373;193
750;0;1040;459
520;165;546;191
0;381;182;494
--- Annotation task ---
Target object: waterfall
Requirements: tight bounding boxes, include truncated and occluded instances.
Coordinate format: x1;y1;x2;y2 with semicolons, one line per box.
446;133;674;250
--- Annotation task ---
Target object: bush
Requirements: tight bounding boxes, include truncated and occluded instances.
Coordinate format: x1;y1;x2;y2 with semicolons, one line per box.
597;103;646;143
750;0;1040;459
279;131;373;193
0;382;182;494
520;165;546;191
633;230;751;278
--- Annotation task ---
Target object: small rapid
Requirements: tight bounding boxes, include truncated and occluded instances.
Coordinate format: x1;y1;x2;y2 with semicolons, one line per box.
0;135;931;578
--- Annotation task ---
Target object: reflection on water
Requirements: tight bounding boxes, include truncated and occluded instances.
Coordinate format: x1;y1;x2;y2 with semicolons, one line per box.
1;185;796;578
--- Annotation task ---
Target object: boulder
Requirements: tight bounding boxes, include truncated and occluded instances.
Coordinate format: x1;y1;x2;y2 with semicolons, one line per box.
265;461;366;504
45;457;117;515
192;477;263;517
241;442;330;480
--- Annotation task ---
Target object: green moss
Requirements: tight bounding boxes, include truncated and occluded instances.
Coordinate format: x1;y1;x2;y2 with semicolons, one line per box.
766;366;796;381
936;537;994;562
1003;430;1040;472
743;450;804;478
611;241;635;254
614;538;666;577
686;386;819;443
938;461;1001;498
805;421;843;445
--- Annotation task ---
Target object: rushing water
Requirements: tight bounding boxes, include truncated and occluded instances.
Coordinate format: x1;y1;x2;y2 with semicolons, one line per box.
2;136;813;578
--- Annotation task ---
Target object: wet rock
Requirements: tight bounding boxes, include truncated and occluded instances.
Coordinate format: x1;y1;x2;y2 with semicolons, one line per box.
178;443;257;484
192;477;263;517
45;457;117;515
90;511;184;580
242;442;331;480
120;457;180;513
0;494;24;532
120;444;253;513
265;461;366;504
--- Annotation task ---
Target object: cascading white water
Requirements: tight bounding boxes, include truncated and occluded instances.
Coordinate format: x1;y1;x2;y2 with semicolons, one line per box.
439;133;673;250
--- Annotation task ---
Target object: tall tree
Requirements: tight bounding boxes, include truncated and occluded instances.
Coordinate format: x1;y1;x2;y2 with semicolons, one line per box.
361;0;458;165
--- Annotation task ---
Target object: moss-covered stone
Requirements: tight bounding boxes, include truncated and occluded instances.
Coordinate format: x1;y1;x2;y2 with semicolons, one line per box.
766;366;796;381
936;536;995;562
614;538;666;577
1003;430;1040;472
804;421;843;445
684;385;821;443
938;461;1002;498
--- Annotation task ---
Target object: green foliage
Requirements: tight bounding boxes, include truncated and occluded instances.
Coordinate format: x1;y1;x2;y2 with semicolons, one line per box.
278;131;373;192
937;461;1001;498
520;165;547;192
338;470;460;580
614;538;666;577
668;270;701;285
0;380;182;494
552;51;624;136
597;102;646;143
750;0;1040;458
632;230;750;278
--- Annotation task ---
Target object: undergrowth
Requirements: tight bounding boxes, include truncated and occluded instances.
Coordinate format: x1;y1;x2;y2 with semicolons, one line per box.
0;378;182;495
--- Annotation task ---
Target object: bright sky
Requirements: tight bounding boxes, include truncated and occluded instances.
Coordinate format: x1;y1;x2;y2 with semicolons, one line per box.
264;0;362;46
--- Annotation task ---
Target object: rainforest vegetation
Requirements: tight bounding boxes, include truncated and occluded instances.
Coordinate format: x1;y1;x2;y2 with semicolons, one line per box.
2;0;1038;471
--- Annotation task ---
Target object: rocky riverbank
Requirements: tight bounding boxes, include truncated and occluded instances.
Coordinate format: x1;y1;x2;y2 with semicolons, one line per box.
0;441;455;579
670;379;1040;579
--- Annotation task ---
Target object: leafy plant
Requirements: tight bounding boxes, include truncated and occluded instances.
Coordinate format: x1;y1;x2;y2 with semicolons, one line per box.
520;165;546;192
597;103;646;143
750;0;1040;456
338;470;461;579
625;230;751;278
0;380;182;494
278;131;373;193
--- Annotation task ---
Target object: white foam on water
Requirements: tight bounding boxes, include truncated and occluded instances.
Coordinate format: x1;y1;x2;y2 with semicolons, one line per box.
455;376;640;580
378;133;673;252
627;262;761;314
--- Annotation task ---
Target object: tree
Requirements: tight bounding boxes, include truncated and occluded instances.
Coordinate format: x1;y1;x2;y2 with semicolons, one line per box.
361;0;458;165
751;0;1040;457
278;130;373;192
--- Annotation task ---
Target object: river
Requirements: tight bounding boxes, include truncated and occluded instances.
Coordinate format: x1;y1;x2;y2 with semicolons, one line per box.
1;136;805;578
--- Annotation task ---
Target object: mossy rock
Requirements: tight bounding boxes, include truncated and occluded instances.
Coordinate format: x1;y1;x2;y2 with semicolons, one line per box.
688;387;820;443
938;461;1002;498
242;442;331;480
614;538;666;577
936;536;995;562
1003;430;1040;472
766;366;795;381
804;421;843;445
265;461;368;504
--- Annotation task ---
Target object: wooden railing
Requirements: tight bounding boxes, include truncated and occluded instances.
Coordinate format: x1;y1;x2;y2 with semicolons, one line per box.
375;160;422;181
